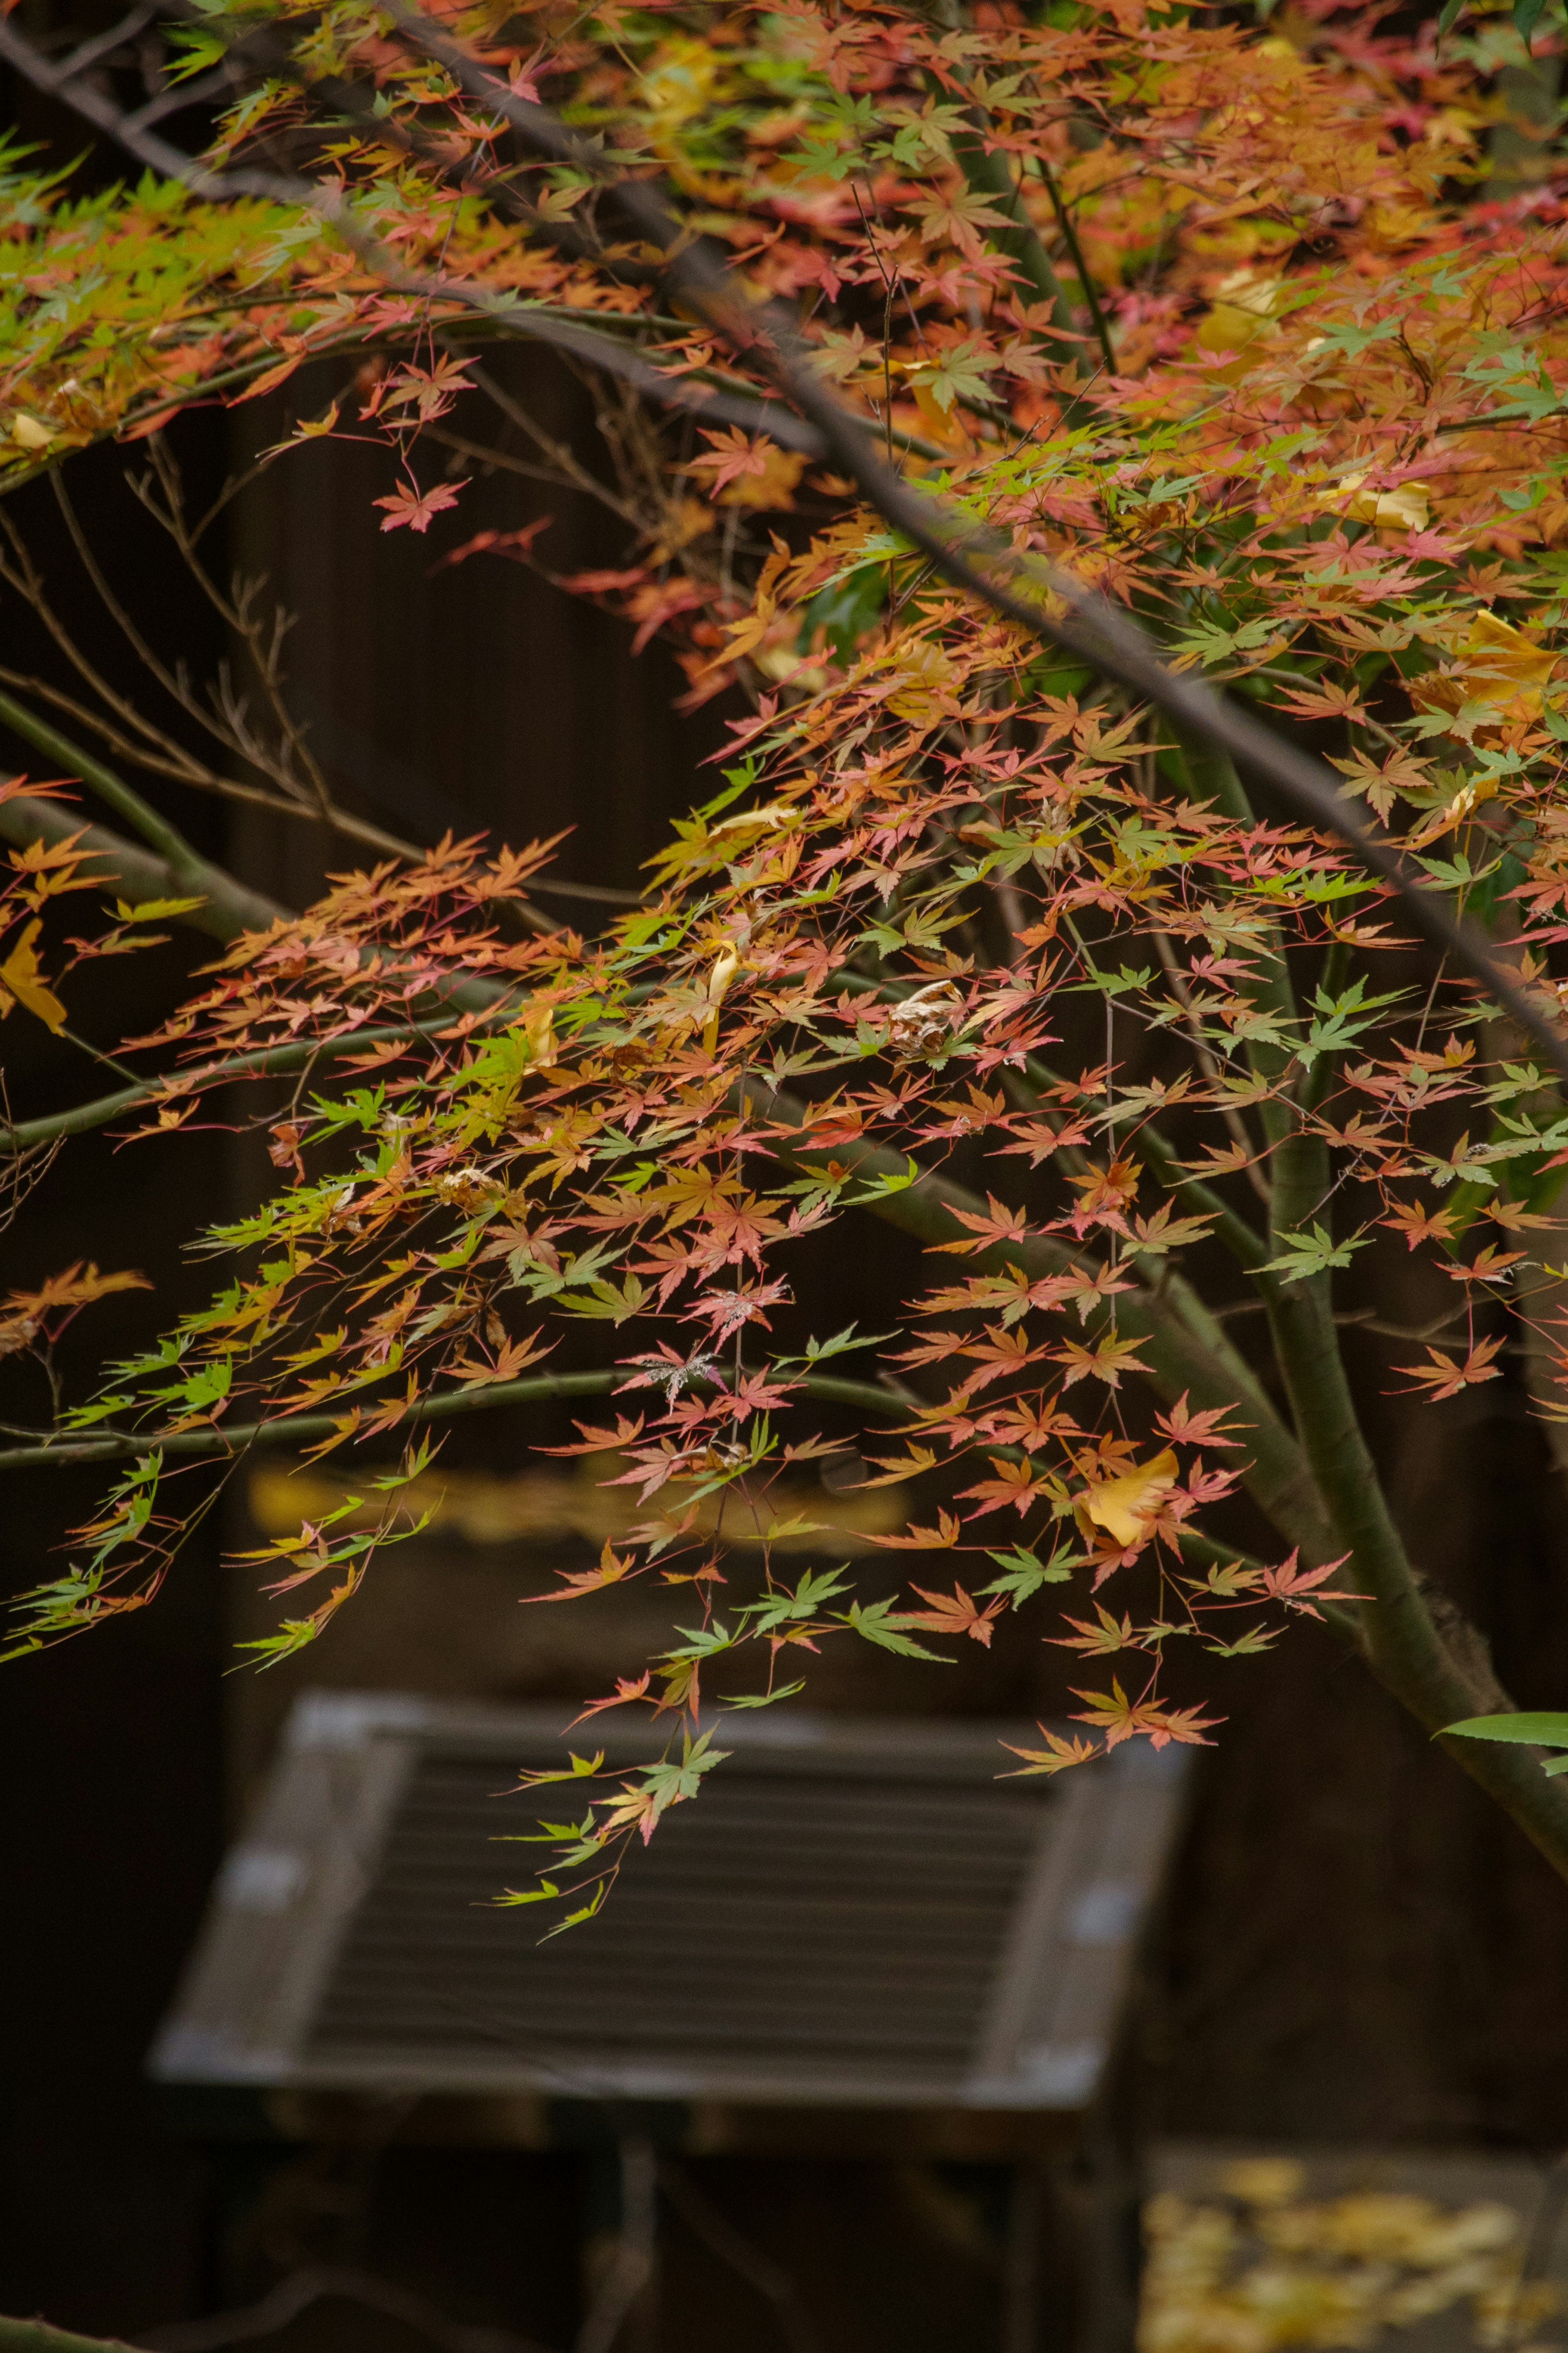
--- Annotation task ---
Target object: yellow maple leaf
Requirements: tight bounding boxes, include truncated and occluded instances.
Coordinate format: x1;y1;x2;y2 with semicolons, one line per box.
0;919;67;1032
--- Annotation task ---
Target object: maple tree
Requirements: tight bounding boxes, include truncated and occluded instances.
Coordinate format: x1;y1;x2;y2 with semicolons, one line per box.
1;0;1568;1921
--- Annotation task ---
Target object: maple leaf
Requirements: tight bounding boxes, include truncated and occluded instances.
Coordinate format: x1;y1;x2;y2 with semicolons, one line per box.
430;517;552;573
1051;1606;1141;1656
1;1260;150;1356
994;1116;1089;1166
568;1671;653;1726
874;1508;964;1549
934;1193;1035;1256
857;1444;940;1487
452;1329;552;1385
0;917;67;1032
1000;1725;1100;1778
910;186;1018;259
1381;1200;1458;1249
1065;1158;1139;1237
685;426;771;495
1396;1336;1506;1401
1255;1549;1364;1617
959;1449;1053;1525
373;477;469;534
1053;1335;1155;1390
1175;1140;1270;1181
983;1396;1082;1450
1155;1393;1247;1449
1272;682;1369;725
1070;1680;1221;1751
901;1582;1006;1646
5;1261;149;1318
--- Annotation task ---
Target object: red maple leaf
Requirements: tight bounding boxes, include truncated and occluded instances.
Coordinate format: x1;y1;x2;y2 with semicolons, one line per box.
1381;1200;1458;1249
374;477;469;534
1155;1392;1248;1449
429;515;552;572
685;425;770;494
1255;1550;1365;1617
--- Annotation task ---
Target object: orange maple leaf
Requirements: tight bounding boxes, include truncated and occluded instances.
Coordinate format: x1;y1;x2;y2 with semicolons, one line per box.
1071;1680;1221;1751
522;1544;639;1606
903;1582;1006;1646
1000;1724;1100;1778
1396;1336;1505;1401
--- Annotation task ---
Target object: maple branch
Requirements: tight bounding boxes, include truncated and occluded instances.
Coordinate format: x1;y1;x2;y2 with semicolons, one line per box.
0;686;220;878
1193;753;1568;1877
0;791;509;1016
0;1365;906;1471
946;107;1080;360
735;1071;1568;1874
0;2316;134;2353
0;1018;486;1154
12;0;1568;1095
0;788;287;944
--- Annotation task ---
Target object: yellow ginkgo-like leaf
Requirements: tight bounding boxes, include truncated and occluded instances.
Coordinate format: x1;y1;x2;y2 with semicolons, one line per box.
521;1000;557;1068
1077;1447;1179;1548
1333;472;1431;533
702;941;742;1053
1412;610;1558;732
0;919;67;1033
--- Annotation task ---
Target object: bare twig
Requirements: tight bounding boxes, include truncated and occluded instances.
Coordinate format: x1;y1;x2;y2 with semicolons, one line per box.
137;2262;558;2353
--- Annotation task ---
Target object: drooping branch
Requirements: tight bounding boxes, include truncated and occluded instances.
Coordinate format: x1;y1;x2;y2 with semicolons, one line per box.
0;787;288;944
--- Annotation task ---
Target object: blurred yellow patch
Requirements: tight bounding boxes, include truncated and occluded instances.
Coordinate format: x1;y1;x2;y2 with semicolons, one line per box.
247;1456;905;1554
521;1001;557;1068
649;497;714;563
1196;272;1284;373
640;36;724;125
1140;2183;1551;2353
1220;2162;1307;2209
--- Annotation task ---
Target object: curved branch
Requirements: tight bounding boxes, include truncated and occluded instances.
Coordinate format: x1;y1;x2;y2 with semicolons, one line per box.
0;1018;486;1153
0;787;287;944
0;1364;907;1472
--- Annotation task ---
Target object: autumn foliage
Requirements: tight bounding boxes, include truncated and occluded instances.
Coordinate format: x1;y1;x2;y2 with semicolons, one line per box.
4;0;1568;1898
